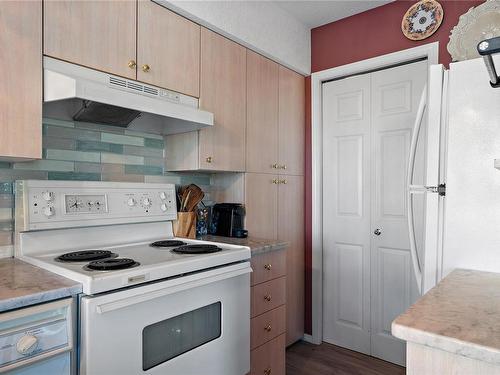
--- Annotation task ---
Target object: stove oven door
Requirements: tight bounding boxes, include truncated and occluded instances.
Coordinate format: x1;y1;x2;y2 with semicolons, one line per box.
79;262;251;375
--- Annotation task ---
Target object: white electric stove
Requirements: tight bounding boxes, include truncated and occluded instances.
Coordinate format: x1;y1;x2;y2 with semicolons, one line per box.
14;180;251;375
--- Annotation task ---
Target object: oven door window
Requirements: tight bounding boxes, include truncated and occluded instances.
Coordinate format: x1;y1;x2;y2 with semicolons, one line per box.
142;302;222;371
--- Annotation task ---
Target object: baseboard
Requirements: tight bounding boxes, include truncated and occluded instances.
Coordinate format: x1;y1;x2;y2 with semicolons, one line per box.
303;334;319;344
0;245;13;259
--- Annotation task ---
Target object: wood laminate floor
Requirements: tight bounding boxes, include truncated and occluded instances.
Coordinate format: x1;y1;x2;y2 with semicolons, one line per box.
286;341;406;375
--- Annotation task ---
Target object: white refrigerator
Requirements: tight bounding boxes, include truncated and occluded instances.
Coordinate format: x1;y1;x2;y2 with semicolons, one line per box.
411;55;500;294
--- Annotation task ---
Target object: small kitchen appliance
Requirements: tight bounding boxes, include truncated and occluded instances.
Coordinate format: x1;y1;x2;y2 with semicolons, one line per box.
211;203;247;238
14;180;251;375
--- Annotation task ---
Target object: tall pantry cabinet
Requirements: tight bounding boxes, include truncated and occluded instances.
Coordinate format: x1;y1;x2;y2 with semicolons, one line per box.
245;51;305;346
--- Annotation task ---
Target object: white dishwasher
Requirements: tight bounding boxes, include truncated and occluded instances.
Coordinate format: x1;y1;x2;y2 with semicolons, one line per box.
0;298;74;374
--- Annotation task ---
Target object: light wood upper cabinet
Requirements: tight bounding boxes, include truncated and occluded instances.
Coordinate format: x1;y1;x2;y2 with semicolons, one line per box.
44;0;137;79
0;0;42;161
245;173;278;240
198;28;246;171
279;67;305;176
137;1;200;97
246;50;279;174
165;28;246;172
278;175;305;345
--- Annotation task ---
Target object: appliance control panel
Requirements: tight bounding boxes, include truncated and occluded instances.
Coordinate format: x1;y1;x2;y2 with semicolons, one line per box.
17;181;178;230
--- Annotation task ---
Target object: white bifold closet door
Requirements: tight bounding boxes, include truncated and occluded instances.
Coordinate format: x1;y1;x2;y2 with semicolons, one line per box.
322;60;427;366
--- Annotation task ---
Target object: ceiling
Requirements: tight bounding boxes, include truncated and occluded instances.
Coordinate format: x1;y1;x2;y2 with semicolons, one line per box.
273;0;394;29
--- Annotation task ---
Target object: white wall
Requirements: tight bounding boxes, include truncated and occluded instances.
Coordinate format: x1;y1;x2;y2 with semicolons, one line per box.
156;0;311;75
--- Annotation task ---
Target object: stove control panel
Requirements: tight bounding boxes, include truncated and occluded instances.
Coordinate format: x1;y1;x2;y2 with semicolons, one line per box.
65;195;107;214
17;181;178;230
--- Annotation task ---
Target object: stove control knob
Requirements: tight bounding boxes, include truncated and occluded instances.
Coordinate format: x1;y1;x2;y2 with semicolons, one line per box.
43;206;55;217
160;203;168;212
159;192;167;200
127;198;136;207
16;334;38;355
142;198;152;207
42;191;54;201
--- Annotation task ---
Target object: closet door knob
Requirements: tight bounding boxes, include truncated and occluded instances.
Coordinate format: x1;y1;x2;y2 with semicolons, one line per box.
128;60;137;69
264;324;272;332
142;64;151;73
374;228;382;236
264;263;272;270
264;294;272;302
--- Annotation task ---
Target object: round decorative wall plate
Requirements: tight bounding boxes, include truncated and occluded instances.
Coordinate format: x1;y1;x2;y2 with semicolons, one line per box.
447;0;500;62
402;0;444;41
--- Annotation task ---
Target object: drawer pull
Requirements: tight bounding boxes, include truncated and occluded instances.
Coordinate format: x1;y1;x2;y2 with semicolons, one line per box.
264;368;272;375
265;324;272;332
264;263;272;271
264;294;272;302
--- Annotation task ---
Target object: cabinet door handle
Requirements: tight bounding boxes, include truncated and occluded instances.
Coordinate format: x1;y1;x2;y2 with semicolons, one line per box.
264;294;272;302
264;324;272;332
272;163;279;169
272;179;279;184
280;179;287;185
142;64;151;73
264;263;272;270
206;156;213;163
264;368;272;375
128;60;137;69
281;164;287;170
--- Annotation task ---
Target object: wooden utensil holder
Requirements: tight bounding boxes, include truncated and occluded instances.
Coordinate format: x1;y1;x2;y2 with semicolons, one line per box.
173;212;196;239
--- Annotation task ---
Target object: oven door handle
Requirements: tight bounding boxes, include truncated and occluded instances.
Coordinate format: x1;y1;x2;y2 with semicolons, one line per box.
95;264;251;314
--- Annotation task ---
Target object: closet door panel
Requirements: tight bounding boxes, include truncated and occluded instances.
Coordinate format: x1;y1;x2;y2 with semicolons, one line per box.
370;60;428;366
321;74;372;354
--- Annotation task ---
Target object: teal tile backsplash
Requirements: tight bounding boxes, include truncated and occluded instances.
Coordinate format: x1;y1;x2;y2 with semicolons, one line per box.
0;117;212;253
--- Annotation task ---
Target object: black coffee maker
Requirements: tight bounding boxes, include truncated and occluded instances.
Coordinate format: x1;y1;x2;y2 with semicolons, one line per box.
211;203;247;238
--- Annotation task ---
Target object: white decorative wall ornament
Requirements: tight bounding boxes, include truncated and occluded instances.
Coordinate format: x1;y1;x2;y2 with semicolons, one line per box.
448;0;500;62
402;0;444;41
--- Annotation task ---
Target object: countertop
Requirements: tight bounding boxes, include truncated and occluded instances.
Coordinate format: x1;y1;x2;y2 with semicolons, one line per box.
392;269;500;365
200;235;288;256
0;258;82;313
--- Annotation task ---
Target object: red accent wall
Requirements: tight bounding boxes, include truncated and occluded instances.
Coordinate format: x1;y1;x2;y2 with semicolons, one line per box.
305;0;483;335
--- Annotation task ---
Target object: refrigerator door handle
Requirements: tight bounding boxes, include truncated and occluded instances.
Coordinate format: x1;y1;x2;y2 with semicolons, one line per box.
407;84;427;295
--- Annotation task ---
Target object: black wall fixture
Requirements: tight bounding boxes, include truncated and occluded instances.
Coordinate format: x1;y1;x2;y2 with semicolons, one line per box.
478;36;500;88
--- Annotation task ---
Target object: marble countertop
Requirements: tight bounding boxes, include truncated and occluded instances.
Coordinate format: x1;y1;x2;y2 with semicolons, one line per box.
0;258;82;313
200;235;288;256
392;269;500;365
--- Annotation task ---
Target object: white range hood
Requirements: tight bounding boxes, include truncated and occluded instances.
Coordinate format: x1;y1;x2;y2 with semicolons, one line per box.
43;57;214;135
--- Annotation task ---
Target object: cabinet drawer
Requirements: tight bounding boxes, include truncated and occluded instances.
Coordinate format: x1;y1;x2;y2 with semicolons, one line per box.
251;305;286;350
251;277;286;317
250;333;285;375
251;249;286;286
